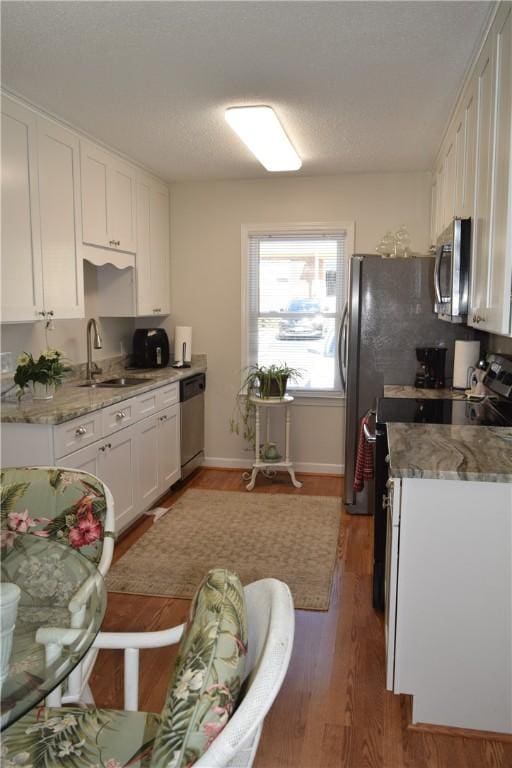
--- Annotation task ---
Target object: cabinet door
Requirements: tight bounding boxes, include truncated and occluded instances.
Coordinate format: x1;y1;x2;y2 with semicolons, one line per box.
37;117;84;319
59;440;102;476
136;414;161;509
135;175;152;315
470;38;496;328
158;403;181;493
81;141;110;249
109;158;136;254
435;161;444;238
442;139;456;229
102;425;139;533
150;181;170;315
135;173;170;317
453;115;465;217
487;4;512;335
461;85;477;219
1;97;44;322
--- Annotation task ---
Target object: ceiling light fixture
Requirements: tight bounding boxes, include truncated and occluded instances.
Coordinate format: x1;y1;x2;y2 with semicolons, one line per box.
225;106;302;172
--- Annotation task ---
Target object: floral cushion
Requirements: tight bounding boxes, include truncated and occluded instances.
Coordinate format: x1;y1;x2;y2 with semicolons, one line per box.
149;568;248;768
0;467;109;564
2;705;161;767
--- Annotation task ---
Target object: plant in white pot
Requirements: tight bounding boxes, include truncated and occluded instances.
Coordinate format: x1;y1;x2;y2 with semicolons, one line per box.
14;349;69;400
229;363;301;448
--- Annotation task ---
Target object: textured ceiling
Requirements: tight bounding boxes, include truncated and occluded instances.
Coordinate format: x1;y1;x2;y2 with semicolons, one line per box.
1;1;492;181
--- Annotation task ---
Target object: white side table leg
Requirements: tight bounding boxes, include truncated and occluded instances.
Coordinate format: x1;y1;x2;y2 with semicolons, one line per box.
285;404;302;488
246;402;261;491
246;467;259;491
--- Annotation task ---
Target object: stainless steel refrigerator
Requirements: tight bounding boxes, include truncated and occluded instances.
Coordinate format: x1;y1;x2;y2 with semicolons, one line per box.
340;255;478;514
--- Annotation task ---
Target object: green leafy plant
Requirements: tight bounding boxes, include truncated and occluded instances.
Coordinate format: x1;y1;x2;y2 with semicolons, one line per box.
14;348;69;398
229;363;301;449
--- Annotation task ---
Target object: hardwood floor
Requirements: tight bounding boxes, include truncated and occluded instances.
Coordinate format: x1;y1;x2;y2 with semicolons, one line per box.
90;468;512;768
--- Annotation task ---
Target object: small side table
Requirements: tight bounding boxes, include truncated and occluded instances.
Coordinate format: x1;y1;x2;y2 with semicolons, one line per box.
244;394;303;491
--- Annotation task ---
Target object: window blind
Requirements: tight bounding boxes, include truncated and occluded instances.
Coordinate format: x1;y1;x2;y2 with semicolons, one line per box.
245;230;347;393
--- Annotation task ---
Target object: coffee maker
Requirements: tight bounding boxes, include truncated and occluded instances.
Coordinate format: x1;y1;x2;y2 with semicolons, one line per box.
415;346;447;388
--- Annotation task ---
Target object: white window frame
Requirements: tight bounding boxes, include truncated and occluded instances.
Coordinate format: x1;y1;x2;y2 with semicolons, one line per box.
241;221;355;402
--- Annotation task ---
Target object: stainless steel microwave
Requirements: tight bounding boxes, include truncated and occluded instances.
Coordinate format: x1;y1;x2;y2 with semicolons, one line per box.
434;218;471;323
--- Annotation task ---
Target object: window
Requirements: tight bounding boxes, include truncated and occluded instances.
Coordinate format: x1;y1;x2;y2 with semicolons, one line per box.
242;223;353;395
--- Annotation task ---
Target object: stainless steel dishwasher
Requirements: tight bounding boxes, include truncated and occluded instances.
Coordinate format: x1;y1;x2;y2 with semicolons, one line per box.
180;373;205;479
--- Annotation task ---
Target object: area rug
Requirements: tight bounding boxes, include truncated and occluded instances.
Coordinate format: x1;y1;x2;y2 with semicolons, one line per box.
106;488;341;611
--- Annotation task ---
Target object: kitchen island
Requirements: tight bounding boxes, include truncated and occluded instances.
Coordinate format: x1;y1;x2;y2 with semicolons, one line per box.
384;421;512;736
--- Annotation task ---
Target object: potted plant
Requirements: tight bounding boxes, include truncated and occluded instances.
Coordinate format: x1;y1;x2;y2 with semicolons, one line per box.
14;348;69;400
229;363;301;448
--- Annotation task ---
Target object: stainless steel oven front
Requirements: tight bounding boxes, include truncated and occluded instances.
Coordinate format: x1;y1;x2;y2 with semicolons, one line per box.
434;218;471;323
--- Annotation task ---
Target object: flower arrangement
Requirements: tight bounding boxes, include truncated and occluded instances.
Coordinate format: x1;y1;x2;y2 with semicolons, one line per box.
14;348;69;399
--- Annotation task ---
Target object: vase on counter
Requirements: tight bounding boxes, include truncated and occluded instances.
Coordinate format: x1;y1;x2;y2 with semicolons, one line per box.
32;381;56;400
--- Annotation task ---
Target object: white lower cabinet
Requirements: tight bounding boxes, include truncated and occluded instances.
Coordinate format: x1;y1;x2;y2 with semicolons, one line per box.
62;424;140;532
1;382;182;534
158;404;181;489
386;476;512;734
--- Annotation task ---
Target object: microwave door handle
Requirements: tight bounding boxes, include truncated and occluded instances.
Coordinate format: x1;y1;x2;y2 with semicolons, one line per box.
434;250;443;305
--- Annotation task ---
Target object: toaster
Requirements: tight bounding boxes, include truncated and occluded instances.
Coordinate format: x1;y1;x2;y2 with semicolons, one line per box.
132;328;170;368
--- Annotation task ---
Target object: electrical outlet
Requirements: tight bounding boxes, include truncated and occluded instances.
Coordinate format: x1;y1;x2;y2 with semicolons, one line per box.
0;352;13;374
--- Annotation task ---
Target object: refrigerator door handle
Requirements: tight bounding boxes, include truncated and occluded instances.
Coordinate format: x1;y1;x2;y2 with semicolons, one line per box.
338;302;348;392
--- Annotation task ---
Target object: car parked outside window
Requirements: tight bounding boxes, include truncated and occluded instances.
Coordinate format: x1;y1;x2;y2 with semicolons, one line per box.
278;298;324;340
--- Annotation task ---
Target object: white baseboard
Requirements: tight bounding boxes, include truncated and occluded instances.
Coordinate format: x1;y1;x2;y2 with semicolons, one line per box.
204;456;344;476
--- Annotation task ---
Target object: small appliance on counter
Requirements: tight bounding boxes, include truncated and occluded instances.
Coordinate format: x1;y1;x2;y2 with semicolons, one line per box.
132;328;170;368
414;346;447;388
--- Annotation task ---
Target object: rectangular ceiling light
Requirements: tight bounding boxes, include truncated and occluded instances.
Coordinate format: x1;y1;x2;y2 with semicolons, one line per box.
225;106;302;172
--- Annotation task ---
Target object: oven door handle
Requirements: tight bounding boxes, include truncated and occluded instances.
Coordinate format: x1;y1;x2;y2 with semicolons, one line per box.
363;408;377;443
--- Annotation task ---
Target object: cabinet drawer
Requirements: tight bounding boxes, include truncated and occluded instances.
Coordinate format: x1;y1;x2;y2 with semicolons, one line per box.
135;388;160;418
102;396;138;436
54;411;102;458
156;382;179;410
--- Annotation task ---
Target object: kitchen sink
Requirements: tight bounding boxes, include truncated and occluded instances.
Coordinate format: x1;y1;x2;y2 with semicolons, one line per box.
78;377;154;388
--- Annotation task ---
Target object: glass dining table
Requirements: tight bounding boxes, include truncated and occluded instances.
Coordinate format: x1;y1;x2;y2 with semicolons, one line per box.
0;533;106;730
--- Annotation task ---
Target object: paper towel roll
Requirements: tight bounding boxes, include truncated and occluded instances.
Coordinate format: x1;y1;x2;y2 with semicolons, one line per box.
453;340;480;389
174;326;192;363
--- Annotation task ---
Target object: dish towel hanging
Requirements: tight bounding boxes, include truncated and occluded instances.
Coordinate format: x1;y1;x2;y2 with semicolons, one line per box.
353;413;375;492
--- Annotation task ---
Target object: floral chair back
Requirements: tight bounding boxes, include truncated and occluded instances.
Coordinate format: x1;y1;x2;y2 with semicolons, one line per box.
0;467;114;565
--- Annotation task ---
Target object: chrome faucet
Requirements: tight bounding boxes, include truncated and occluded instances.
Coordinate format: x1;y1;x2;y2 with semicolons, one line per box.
86;318;103;381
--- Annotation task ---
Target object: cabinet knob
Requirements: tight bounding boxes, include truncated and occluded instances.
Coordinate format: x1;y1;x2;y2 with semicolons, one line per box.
160;414;168;421
36;310;46;317
116;411;126;419
115;240;120;247
75;426;87;436
109;239;116;246
47;310;54;317
153;308;161;313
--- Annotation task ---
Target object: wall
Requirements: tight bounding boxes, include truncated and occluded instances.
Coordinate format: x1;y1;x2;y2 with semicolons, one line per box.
489;334;512;356
169;171;432;473
1;261;134;371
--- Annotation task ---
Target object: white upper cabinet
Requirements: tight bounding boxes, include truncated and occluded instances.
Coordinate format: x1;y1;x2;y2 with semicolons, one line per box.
37;116;84;319
432;3;512;336
486;4;512;334
135;171;170;316
470;35;495;328
81;140;137;256
1;97;44;322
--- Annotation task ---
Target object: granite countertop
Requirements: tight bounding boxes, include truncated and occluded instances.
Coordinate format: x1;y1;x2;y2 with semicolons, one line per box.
1;355;207;425
384;385;468;400
387;423;512;483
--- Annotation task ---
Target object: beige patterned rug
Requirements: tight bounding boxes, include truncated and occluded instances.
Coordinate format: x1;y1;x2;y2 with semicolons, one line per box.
107;488;341;611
